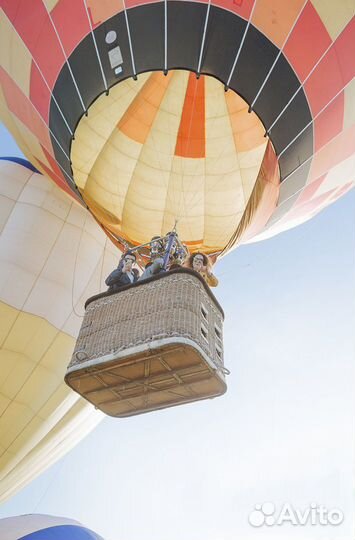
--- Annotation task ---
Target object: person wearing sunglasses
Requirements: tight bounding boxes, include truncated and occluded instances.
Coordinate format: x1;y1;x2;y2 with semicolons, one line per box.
184;252;218;287
105;251;140;292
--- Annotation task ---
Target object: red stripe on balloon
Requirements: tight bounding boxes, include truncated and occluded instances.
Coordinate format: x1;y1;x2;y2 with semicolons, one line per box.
210;0;254;21
333;16;355;85
50;0;90;58
283;2;332;84
2;0;91;121
304;18;355;117
294;174;326;206
310;124;355;182
30;63;52;123
37;148;77;200
304;48;344;117
175;73;205;159
2;0;64;90
0;66;51;151
307;18;355;155
285;190;337;220
313;92;344;152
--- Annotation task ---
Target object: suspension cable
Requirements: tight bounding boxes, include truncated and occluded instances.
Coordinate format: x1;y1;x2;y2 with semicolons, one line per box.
197;0;211;76
266;39;337;135
122;0;137;78
250;0;308;110
3;12;73;137
42;1;87;113
226;0;259;89
83;0;108;92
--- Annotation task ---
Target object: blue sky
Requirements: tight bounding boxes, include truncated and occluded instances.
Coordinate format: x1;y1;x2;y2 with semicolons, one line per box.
0;123;354;540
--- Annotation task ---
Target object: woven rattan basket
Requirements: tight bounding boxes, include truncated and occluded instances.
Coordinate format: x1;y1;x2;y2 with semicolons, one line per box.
65;268;227;417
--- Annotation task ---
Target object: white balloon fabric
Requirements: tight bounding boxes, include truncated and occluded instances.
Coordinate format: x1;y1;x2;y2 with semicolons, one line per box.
0;158;118;502
0;514;104;540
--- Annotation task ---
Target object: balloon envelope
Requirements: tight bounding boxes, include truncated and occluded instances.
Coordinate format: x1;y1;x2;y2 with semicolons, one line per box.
0;514;104;540
71;70;270;252
0;159;117;502
0;0;353;254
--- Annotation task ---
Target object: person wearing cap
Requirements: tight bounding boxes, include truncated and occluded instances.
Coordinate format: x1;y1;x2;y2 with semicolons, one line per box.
105;251;139;292
184;252;218;287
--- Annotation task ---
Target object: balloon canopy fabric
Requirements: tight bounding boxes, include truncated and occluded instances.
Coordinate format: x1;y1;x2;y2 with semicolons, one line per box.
0;0;353;253
71;71;269;252
0;159;117;502
0;514;104;540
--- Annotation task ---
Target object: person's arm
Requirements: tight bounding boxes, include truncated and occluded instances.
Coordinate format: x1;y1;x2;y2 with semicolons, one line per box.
105;267;123;286
204;263;218;287
206;272;218;287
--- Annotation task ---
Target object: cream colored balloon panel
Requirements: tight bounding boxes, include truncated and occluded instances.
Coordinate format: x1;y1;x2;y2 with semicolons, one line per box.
71;75;149;189
0;161;117;502
71;70;268;251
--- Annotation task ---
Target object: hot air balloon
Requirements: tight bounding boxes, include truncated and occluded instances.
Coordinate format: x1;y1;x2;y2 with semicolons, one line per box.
1;0;353;253
0;158;117;502
0;0;354;492
0;513;104;539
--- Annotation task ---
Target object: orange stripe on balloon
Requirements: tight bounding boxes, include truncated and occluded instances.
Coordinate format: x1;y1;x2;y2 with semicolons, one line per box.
175;73;205;158
185;239;204;246
118;72;172;144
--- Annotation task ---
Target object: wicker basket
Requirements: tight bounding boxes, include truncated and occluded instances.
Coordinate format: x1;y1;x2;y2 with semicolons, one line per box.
65;268;227;417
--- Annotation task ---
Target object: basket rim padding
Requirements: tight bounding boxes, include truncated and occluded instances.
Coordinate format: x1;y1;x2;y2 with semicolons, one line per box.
85;267;224;317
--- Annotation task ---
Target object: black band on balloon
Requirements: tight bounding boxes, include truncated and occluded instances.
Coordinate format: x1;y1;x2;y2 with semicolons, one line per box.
49;1;313;201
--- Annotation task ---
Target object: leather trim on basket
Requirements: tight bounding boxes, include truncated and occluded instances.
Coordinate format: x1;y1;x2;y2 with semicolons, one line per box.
85;267;224;316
